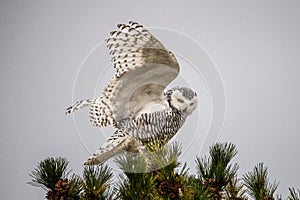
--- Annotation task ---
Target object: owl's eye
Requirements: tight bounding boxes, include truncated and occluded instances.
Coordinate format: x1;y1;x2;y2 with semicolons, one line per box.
190;103;194;106
176;98;184;103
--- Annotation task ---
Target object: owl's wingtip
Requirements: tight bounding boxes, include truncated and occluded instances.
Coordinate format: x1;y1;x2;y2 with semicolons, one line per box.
65;108;72;115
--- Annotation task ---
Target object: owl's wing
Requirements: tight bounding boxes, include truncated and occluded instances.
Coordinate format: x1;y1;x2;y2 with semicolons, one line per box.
91;21;180;128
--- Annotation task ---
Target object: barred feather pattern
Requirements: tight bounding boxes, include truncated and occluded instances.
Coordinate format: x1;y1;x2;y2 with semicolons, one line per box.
65;22;195;166
106;21;165;77
129;109;186;146
89;77;119;127
65;98;97;115
85;107;186;165
93;21;177;127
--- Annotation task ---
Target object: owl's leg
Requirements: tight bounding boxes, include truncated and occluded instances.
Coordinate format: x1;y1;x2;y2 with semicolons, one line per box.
84;129;143;165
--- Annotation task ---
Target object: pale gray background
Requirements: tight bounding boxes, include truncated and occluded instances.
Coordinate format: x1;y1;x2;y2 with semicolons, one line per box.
1;0;299;199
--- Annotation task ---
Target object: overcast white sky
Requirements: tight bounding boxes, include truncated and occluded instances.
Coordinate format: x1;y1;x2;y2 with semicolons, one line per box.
1;1;299;199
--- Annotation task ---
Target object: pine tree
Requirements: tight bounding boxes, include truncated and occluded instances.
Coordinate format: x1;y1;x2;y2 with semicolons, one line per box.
28;157;81;200
115;141;187;200
242;163;279;200
193;142;240;200
287;188;300;200
224;176;247;200
150;142;187;199
28;143;300;200
185;174;214;200
115;153;157;199
81;165;114;200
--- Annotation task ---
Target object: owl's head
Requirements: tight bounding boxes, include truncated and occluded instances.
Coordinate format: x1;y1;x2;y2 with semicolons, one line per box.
167;87;197;116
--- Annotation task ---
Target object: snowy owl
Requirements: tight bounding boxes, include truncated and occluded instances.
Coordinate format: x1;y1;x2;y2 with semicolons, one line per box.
65;21;197;165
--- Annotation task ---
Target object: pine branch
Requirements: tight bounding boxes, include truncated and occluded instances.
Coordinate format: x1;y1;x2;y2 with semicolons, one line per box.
151;142;189;199
185;175;214;200
195;142;239;199
115;153;148;174
28;157;81;200
81;165;113;200
115;153;156;200
224;176;248;200
28;157;70;191
115;141;186;200
288;188;300;200
28;142;300;200
242;162;279;200
147;141;182;173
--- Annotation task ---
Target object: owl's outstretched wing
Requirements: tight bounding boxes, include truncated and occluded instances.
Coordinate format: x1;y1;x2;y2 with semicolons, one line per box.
90;21;180;127
66;22;180;127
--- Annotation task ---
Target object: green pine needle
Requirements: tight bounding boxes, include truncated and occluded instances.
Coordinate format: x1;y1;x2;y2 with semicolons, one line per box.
81;165;113;200
242;162;279;199
288;187;300;200
195;143;239;192
28;157;70;191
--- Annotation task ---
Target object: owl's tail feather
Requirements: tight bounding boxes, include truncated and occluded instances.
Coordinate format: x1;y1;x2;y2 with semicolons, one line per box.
65;98;97;115
84;130;143;165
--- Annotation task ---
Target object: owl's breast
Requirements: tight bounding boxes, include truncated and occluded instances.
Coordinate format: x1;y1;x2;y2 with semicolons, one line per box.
127;110;186;146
